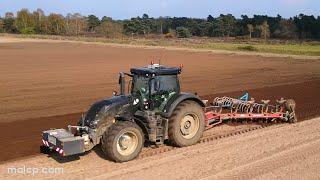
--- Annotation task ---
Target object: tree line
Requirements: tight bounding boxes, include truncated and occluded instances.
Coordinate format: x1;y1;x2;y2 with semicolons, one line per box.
0;8;319;40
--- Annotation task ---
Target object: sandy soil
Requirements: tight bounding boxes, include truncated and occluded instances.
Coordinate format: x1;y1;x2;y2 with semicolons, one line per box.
1;117;319;180
0;38;320;178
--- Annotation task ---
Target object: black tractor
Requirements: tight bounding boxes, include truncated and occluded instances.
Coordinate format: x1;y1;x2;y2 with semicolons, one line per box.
42;64;206;162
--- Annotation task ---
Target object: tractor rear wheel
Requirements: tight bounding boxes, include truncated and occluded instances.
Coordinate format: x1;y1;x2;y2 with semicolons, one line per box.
101;121;144;162
168;101;205;147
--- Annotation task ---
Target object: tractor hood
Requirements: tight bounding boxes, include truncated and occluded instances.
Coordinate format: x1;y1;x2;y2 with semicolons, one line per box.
83;95;133;128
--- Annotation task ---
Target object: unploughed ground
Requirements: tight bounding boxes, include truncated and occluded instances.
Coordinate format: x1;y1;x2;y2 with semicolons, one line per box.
2;35;320;57
1;117;320;180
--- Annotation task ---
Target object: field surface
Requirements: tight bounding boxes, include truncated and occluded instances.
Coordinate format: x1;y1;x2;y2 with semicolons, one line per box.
0;37;320;179
1;117;320;179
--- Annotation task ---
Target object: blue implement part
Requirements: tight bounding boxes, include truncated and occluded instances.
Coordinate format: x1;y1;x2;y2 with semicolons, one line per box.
239;92;249;101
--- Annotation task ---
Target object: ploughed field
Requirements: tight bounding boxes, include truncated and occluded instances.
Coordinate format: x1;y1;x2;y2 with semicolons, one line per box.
0;39;320;163
2;117;320;179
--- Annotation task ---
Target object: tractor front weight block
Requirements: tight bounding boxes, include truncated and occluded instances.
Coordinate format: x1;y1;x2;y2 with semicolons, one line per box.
42;129;85;156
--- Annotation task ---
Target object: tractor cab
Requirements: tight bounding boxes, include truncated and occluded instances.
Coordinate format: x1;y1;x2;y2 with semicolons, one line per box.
124;64;182;112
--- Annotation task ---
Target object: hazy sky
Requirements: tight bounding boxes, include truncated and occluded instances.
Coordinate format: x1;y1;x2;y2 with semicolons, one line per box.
0;0;319;19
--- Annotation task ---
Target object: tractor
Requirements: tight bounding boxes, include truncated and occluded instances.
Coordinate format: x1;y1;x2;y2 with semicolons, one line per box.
42;64;297;162
42;64;206;162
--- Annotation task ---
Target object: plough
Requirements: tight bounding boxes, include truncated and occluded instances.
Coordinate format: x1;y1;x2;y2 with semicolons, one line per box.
205;93;297;128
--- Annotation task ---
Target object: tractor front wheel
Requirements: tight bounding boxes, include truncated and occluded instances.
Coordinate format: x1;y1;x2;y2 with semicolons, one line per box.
101;121;144;162
168;101;205;147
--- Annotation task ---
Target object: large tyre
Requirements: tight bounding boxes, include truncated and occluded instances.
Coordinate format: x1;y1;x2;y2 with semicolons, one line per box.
101;121;144;162
168;101;205;147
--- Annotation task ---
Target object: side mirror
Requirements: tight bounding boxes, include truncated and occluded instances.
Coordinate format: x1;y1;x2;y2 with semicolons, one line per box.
154;79;160;92
119;72;125;95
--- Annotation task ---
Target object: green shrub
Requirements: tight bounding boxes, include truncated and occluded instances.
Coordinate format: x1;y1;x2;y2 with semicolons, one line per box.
176;27;191;38
164;28;176;38
164;32;174;38
238;45;257;51
20;27;35;34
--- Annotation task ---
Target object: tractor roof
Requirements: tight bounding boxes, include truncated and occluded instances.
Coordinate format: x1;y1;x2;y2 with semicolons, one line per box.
130;64;181;76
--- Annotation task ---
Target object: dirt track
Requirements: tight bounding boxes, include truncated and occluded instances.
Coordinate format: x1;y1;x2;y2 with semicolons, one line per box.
0;38;320;178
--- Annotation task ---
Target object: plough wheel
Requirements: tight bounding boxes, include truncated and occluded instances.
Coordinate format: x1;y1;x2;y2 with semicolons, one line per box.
285;99;297;123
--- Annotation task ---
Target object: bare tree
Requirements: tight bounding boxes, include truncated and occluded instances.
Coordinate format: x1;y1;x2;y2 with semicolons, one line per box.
247;24;253;39
65;13;86;36
5;12;14;19
15;9;35;30
261;21;270;41
0;19;4;32
33;8;47;33
47;13;65;35
159;16;164;35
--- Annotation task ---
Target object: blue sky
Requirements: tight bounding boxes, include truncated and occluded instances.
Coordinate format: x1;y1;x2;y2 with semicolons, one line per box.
0;0;319;19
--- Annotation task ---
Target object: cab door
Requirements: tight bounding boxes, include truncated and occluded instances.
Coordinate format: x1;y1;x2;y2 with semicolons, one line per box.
150;75;180;112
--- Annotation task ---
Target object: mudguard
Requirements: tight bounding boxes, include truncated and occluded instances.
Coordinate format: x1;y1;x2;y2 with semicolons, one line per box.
83;95;132;128
162;92;205;118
